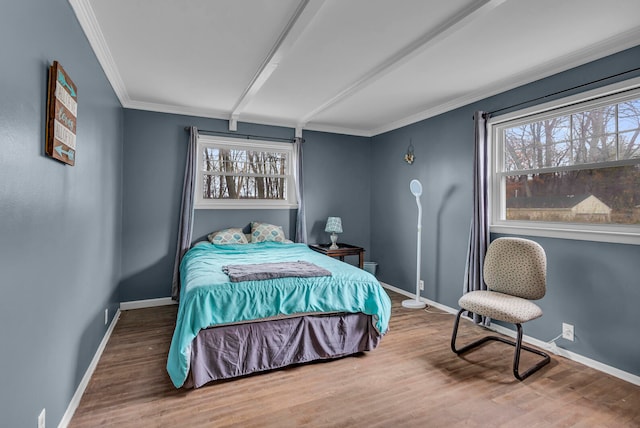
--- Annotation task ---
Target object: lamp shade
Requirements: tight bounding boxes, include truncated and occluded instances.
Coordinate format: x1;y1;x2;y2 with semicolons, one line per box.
325;217;343;233
410;179;422;197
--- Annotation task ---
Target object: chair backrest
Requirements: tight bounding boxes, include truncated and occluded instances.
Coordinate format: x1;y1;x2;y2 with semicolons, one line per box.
483;237;546;300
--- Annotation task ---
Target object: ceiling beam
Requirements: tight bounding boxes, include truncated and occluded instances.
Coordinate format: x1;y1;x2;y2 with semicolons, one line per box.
299;0;508;126
229;0;326;130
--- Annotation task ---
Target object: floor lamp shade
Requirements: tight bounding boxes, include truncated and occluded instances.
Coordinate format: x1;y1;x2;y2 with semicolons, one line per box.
410;179;422;196
403;179;427;309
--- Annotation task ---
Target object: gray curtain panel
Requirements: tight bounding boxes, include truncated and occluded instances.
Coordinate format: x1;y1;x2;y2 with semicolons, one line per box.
463;112;490;326
171;126;198;300
294;137;307;244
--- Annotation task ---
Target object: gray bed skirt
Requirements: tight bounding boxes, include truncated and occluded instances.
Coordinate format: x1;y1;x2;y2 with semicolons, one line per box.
184;312;381;388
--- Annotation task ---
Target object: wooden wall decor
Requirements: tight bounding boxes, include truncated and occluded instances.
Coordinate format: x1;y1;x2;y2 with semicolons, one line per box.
45;61;77;166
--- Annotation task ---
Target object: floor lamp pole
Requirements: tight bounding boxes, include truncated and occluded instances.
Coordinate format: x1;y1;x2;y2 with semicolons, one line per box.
403;180;427;309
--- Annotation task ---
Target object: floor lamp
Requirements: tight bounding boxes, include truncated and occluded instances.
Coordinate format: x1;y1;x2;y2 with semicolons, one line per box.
402;179;427;309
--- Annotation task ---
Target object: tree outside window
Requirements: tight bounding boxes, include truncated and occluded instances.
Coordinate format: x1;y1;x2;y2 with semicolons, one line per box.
195;136;297;209
490;81;640;244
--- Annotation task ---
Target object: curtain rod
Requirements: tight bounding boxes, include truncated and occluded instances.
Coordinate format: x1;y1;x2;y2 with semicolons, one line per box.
483;66;640;118
184;127;295;143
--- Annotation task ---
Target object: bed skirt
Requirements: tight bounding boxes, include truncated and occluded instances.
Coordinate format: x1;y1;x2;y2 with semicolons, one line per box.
184;312;381;388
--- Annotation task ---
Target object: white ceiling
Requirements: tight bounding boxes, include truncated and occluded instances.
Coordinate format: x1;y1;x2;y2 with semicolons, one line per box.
71;0;640;137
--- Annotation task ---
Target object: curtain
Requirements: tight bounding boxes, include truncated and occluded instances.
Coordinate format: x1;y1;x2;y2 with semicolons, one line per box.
171;126;198;300
463;111;490;326
293;137;307;243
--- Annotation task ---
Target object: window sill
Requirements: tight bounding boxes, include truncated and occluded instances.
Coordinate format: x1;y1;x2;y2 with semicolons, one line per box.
195;201;299;210
490;223;640;246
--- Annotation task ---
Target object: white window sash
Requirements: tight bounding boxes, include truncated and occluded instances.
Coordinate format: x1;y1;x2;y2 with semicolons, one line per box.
195;135;298;210
488;77;640;245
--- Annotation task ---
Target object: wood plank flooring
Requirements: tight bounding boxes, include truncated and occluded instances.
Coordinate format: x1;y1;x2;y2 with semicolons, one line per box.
69;290;640;427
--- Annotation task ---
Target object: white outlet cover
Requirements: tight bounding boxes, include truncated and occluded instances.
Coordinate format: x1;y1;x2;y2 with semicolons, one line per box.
562;323;574;341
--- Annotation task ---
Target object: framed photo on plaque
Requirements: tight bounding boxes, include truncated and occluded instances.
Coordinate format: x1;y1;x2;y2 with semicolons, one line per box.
45;61;77;166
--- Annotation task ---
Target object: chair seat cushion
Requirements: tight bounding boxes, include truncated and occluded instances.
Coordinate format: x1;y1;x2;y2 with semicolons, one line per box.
458;290;543;324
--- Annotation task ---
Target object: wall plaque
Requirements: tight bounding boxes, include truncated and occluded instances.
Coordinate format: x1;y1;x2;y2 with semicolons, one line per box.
45;61;77;166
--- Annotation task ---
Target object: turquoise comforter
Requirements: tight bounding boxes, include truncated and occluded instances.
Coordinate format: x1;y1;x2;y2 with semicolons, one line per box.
166;242;392;388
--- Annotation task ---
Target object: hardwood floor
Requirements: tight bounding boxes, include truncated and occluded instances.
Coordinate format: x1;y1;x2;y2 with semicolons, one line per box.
69;290;640;427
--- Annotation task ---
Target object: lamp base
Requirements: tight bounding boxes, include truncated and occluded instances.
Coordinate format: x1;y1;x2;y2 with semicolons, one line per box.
329;233;339;250
402;299;426;309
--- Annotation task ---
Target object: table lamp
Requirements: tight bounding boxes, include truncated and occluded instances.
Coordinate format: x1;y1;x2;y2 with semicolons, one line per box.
325;217;343;249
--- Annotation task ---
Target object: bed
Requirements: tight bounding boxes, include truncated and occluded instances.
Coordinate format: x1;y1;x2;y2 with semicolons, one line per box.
166;236;392;389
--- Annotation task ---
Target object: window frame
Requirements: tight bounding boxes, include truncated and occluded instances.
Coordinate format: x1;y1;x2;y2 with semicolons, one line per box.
488;76;640;246
194;134;298;210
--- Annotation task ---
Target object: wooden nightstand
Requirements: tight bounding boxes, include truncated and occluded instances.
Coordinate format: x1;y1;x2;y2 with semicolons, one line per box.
309;243;365;269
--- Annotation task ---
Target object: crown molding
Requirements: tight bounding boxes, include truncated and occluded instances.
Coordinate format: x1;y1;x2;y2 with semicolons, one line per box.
121;101;374;136
68;0;129;105
71;0;640;139
300;122;372;137
123;100;230;122
371;27;640;136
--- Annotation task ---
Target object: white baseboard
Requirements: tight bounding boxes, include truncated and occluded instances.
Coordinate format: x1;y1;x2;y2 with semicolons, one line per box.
58;309;121;428
380;282;458;315
120;296;177;310
59;298;174;425
380;282;640;387
489;323;640;387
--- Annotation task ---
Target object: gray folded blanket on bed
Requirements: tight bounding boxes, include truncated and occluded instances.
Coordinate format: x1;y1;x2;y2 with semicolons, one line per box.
222;261;332;282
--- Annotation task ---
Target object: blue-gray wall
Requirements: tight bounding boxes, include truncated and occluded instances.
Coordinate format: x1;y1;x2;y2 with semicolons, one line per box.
2;1;639;424
120;110;372;301
0;0;123;426
371;45;640;377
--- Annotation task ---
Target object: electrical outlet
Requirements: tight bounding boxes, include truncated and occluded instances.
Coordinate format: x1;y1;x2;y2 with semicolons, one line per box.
419;280;424;290
562;323;574;341
38;408;45;428
104;308;109;325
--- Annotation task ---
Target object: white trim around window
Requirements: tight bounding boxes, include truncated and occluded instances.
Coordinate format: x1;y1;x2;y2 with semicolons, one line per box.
488;76;640;245
195;135;298;210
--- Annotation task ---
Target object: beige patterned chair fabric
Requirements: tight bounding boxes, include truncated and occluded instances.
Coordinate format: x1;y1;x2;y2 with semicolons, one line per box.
452;237;550;380
458;237;546;324
483;238;546;300
458;290;542;324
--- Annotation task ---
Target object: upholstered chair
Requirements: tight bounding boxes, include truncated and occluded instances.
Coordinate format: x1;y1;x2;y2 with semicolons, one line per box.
451;237;550;380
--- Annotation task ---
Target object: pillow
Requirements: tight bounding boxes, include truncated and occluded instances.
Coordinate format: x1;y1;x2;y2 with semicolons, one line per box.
250;222;289;243
207;228;249;245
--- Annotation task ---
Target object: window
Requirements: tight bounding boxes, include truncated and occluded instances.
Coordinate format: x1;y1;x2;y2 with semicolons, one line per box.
195;135;298;209
489;78;640;245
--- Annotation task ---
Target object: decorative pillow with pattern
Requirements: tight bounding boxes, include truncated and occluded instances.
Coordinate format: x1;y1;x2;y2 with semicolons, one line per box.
207;228;249;245
250;222;289;243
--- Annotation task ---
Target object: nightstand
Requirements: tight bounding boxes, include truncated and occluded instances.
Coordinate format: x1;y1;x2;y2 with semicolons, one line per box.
309;243;365;269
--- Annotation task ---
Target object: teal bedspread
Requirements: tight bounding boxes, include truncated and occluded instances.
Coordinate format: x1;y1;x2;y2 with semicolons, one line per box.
166;242;392;388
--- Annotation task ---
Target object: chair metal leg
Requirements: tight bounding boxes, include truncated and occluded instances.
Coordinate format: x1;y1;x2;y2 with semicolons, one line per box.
512;324;551;380
451;309;550;381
